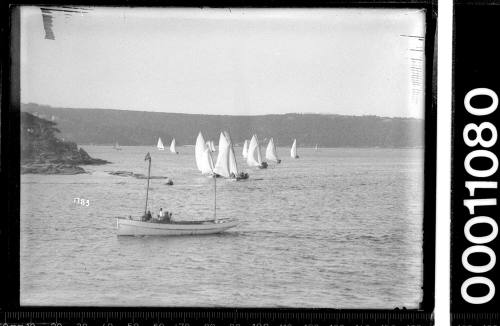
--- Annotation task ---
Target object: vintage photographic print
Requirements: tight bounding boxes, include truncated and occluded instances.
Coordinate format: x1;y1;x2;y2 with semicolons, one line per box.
19;6;427;308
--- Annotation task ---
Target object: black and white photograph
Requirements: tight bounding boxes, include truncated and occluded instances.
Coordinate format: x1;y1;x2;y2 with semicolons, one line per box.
19;6;427;308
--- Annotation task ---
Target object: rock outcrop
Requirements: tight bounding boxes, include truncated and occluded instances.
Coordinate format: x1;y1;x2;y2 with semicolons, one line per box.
21;112;109;174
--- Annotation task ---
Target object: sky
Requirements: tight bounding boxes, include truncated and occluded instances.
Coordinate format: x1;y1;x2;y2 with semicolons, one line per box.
21;7;426;118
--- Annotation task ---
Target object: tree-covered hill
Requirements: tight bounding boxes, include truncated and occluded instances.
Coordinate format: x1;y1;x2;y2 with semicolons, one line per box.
22;103;424;148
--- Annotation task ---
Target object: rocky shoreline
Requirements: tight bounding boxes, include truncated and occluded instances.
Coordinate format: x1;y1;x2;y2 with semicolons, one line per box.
21;112;110;175
21;163;88;175
108;170;174;184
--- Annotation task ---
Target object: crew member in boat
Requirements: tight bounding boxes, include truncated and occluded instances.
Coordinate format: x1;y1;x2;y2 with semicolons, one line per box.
156;208;174;223
142;210;152;221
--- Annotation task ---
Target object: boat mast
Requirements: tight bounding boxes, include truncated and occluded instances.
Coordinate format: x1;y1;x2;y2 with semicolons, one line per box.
144;152;151;215
214;175;217;222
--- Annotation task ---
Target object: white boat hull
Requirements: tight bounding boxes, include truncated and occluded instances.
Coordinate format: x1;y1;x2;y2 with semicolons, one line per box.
116;218;238;236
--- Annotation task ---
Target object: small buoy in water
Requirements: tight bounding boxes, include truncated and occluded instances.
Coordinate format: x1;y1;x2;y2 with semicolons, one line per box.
165;178;174;186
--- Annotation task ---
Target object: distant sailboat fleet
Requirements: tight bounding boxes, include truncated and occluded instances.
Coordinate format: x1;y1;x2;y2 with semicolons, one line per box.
119;134;305;161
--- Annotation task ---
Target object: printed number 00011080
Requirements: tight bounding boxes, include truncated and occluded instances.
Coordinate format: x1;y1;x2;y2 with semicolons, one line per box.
461;87;498;305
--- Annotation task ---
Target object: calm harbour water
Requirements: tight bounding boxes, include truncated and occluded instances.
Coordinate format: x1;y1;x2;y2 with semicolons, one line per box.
20;146;423;308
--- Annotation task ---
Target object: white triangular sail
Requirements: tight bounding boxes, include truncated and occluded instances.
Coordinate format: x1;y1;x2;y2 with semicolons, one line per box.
290;139;298;158
157;137;164;150
228;143;239;176
195;132;207;172
247;134;263;167
315;144;318;151
170;138;177;153
223;132;239;176
200;148;215;175
215;132;230;167
242;139;249;158
266;138;280;163
213;133;231;178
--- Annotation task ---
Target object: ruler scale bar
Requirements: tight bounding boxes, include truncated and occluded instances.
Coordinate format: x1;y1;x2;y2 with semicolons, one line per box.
0;311;433;326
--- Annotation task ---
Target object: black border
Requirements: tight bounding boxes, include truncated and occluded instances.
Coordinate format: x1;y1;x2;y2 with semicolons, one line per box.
1;0;437;320
451;0;500;318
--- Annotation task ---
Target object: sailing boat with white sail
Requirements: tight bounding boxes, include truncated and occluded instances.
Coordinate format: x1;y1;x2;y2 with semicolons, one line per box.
214;132;249;180
157;137;165;151
242;139;249;158
214;133;231;178
116;152;237;236
315;144;319;151
291;139;299;159
195;132;215;176
265;137;281;164
170;138;178;154
246;134;268;169
113;142;122;151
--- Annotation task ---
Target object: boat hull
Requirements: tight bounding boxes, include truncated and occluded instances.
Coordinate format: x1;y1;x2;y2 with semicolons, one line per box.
116;218;238;236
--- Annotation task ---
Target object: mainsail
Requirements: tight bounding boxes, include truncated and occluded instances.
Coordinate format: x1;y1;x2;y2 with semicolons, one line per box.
195;132;207;171
213;131;242;178
157;137;164;150
213;133;231;178
200;148;215;175
215;132;230;168
223;131;239;176
170;138;177;153
247;134;263;167
290;139;298;158
266;138;280;163
228;143;239;176
242;139;248;158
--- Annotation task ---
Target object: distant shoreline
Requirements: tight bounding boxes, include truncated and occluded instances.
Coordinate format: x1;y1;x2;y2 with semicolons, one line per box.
22;103;425;149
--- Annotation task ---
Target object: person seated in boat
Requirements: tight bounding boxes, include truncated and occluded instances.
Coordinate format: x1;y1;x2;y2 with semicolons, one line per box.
142;210;152;222
158;208;165;220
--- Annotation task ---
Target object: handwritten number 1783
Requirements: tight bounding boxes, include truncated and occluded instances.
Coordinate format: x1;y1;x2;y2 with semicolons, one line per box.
73;197;90;206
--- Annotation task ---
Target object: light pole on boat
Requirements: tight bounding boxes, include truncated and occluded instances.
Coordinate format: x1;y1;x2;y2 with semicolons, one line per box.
144;152;151;215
